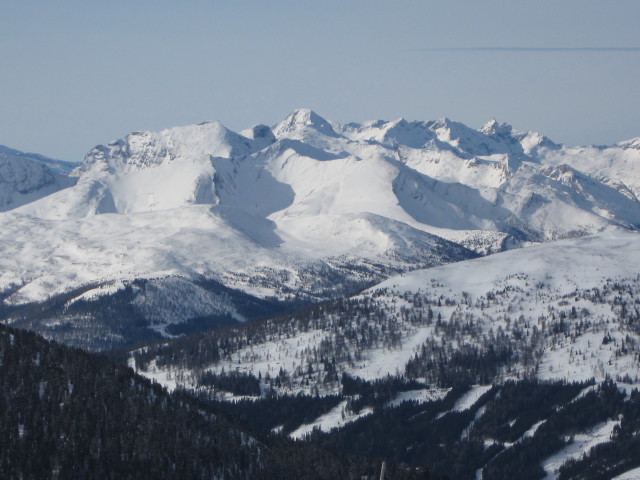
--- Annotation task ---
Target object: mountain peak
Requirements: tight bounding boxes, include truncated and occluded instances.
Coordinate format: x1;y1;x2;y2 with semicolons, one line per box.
429;117;453;130
480;119;515;138
480;118;500;134
619;137;640;149
84;120;257;172
0;145;77;174
241;124;276;150
273;109;338;139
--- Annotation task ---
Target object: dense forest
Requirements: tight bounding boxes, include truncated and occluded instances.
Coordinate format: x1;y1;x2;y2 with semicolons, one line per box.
15;314;638;479
210;377;640;480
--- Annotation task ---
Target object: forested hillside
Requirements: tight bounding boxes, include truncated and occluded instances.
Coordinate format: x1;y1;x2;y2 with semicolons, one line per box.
0;324;435;479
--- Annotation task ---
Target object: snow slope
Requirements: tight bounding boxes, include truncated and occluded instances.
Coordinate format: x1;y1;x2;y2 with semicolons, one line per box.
366;229;640;383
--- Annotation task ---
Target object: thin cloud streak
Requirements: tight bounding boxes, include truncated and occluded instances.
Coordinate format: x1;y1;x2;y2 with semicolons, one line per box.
414;47;640;52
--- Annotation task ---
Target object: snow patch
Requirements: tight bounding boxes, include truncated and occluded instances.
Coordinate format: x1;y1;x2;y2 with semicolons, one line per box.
289;400;373;440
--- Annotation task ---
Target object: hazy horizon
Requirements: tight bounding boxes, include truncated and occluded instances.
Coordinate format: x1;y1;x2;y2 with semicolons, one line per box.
1;0;639;161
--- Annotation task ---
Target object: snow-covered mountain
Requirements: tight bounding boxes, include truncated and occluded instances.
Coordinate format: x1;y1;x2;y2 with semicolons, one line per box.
542;138;640;201
0;145;76;211
2;110;639;347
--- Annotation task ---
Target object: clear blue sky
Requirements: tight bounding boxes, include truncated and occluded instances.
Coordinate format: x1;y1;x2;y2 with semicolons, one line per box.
1;0;639;161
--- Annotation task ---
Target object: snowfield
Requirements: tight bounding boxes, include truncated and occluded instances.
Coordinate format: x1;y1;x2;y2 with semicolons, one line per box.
541;419;620;479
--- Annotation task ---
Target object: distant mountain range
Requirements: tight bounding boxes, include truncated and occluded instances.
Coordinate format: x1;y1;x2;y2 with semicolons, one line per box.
1;110;639;347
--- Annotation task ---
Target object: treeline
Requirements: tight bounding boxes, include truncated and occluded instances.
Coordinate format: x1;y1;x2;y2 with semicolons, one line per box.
479;379;620;479
404;315;541;387
341;373;431;413
203;393;343;436
197;369;261;396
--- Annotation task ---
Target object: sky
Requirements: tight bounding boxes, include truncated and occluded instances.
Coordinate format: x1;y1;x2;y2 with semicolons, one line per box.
1;0;639;161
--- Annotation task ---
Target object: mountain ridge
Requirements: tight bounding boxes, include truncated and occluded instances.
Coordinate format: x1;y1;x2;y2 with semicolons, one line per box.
0;145;76;211
1;110;639;349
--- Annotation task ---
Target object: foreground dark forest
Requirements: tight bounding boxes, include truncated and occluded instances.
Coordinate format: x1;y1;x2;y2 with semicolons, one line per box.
0;324;436;479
